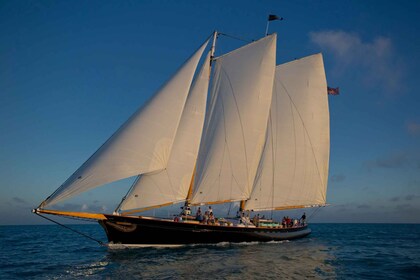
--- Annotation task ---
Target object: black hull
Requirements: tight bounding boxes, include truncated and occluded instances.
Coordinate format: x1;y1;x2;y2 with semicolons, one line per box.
99;215;311;247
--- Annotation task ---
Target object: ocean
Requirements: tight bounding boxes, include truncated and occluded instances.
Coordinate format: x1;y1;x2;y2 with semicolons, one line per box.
1;223;419;279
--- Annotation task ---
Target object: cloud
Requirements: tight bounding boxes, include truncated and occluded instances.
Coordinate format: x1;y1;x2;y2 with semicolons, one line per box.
367;152;410;169
12;197;27;204
407;121;420;136
407;180;420;189
55;202;108;213
404;194;420;201
310;30;403;93
390;194;420;202
365;151;420;171
395;203;412;211
390;197;400;202
330;174;345;183
314;201;420;223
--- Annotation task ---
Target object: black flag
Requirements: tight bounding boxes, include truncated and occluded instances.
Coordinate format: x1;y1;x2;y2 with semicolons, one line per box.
268;14;283;21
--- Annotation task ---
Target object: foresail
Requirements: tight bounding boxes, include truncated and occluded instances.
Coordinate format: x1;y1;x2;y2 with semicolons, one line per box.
245;54;330;211
41;40;209;208
191;34;277;205
119;53;211;213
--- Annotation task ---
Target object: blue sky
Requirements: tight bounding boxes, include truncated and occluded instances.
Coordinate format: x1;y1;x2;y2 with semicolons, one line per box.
1;0;419;224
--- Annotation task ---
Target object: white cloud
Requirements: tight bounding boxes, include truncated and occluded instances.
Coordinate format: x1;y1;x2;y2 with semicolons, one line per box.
364;150;420;171
366;151;410;169
310;30;403;93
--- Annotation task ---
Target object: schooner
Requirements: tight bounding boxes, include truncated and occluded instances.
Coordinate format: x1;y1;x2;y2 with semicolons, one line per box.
34;31;330;246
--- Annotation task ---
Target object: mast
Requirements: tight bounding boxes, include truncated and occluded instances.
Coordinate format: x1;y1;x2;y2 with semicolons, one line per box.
183;31;218;213
210;30;218;64
239;200;246;213
185;166;196;203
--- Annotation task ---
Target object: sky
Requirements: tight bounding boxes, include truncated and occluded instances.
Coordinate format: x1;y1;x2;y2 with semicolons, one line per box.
1;0;419;225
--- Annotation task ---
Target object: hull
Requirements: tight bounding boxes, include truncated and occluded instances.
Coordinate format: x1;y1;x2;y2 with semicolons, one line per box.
99;215;311;247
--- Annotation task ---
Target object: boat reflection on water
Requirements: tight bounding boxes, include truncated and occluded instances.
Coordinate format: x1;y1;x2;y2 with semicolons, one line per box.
100;239;336;279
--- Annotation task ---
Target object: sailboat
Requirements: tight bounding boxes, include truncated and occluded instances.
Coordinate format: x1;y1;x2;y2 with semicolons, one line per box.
33;31;330;247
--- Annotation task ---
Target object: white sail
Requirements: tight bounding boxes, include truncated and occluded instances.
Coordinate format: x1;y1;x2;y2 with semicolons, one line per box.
245;54;330;211
119;53;211;213
191;34;277;205
42;40;209;207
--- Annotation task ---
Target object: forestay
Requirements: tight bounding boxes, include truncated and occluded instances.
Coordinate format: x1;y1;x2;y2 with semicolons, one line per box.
191;34;277;205
245;54;330;211
119;53;211;213
42;40;209;207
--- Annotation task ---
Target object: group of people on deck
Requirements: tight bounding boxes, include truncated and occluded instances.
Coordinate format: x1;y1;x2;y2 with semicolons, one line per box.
282;213;306;228
195;206;219;225
175;205;307;228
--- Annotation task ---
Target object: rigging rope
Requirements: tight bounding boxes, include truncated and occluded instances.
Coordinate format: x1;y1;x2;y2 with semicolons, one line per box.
227;202;232;217
307;206;323;222
35;212;105;246
218;32;253;43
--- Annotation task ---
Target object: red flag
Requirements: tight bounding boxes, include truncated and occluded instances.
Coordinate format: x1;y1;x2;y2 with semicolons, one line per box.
327;86;340;95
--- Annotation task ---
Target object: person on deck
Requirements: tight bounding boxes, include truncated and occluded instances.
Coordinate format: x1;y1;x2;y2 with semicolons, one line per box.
203;211;209;224
196;207;203;221
252;214;260;227
209;212;215;224
301;212;306;225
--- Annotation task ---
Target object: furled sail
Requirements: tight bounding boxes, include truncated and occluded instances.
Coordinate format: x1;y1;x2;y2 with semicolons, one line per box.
41;40;209;208
119;53;211;213
245;54;330;211
191;34;277;205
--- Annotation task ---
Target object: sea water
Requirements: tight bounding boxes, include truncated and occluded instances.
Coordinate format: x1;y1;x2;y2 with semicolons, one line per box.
1;224;419;279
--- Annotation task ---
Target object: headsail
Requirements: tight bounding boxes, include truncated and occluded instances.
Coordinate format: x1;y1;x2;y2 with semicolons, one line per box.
191;34;277;205
245;54;330;211
119;53;211;213
41;40;209;208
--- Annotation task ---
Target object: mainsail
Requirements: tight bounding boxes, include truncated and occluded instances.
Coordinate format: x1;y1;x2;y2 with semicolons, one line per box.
41;40;209;207
245;54;330;211
119;53;211;213
191;34;277;205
